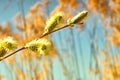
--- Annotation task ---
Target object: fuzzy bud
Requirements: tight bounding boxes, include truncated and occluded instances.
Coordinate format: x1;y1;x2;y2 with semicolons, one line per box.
25;39;52;55
0;37;17;57
3;37;17;50
43;12;64;34
67;11;88;27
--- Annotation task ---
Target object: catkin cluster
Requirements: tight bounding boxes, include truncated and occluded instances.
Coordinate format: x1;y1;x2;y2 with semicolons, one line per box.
0;11;88;59
25;11;88;55
0;37;17;57
43;11;88;35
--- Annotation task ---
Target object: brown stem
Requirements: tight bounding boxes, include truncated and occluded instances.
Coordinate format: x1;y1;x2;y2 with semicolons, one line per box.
39;25;69;38
0;47;26;61
0;25;70;61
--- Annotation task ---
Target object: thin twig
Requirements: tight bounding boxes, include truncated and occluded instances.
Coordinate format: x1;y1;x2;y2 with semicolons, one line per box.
40;25;69;38
0;47;25;61
0;24;70;61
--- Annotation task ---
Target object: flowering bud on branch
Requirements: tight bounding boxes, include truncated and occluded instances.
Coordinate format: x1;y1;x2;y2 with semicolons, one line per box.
0;37;17;57
0;11;88;61
67;11;88;26
25;39;52;55
2;37;17;50
43;12;64;34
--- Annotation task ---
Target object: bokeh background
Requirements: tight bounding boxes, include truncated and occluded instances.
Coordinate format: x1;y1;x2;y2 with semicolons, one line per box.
0;0;120;80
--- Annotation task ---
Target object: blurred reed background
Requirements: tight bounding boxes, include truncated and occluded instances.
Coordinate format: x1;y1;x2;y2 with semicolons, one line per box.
0;0;120;80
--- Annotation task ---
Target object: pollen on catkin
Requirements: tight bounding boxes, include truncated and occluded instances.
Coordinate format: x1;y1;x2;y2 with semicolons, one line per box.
67;11;88;27
2;37;17;50
43;12;64;35
0;37;17;57
25;38;52;55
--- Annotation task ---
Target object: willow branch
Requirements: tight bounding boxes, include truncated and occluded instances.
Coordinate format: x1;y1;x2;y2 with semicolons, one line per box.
0;24;71;61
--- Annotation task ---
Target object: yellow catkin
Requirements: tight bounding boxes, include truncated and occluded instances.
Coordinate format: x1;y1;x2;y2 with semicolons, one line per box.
3;37;17;50
43;12;64;34
0;37;17;57
25;39;52;55
67;11;88;26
